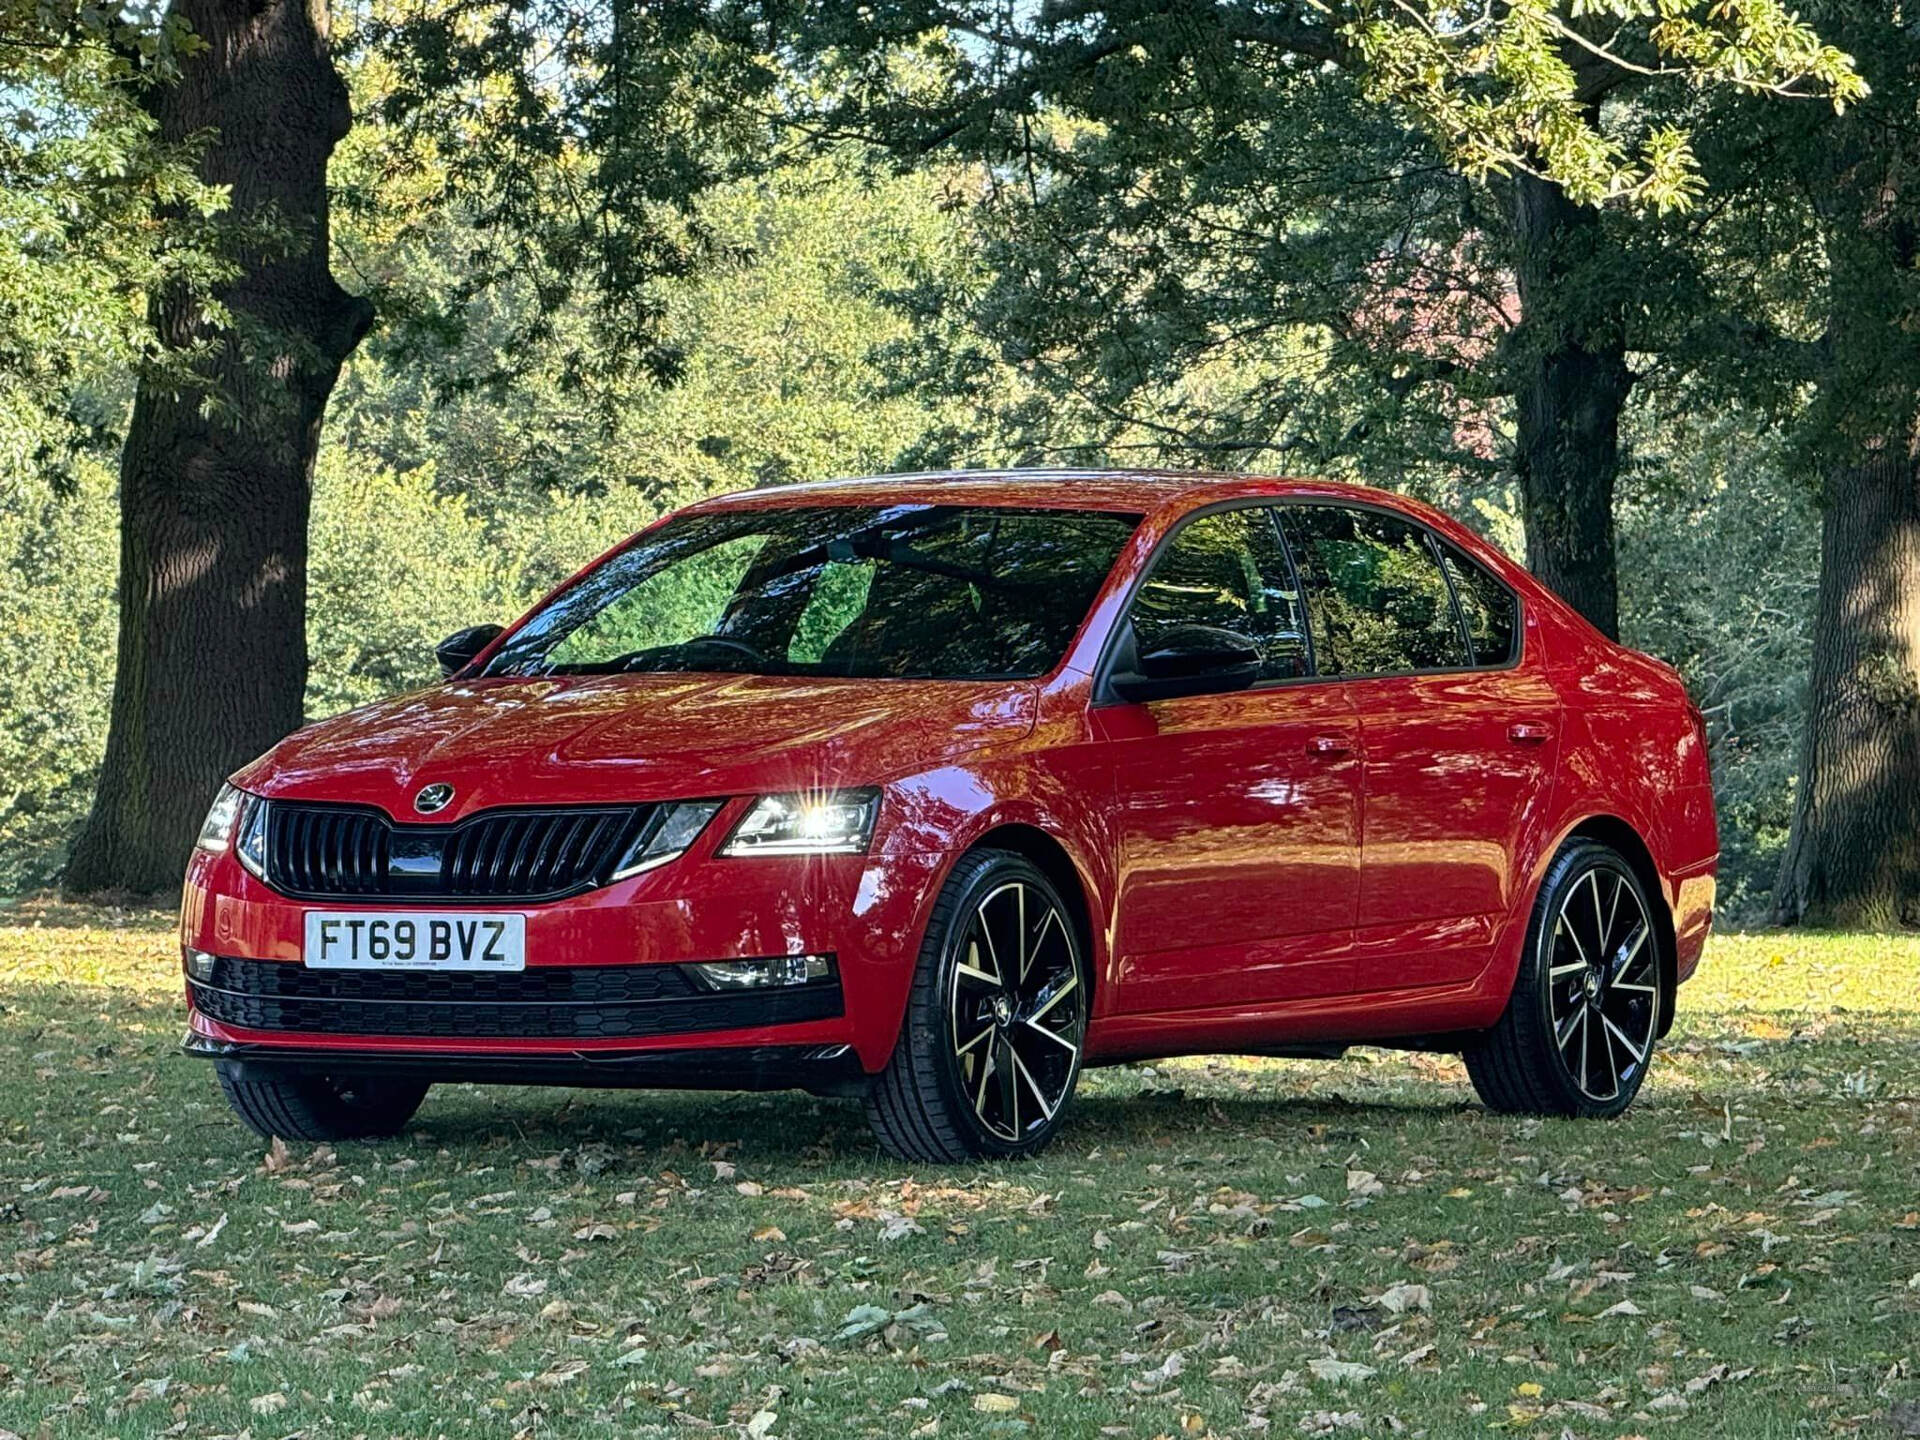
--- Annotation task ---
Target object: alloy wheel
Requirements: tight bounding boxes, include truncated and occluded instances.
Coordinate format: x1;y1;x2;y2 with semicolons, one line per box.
1545;866;1660;1103
948;880;1085;1143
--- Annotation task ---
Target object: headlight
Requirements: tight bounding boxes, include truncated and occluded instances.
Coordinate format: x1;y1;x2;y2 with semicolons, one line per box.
611;800;724;880
720;790;879;857
234;797;268;879
197;783;268;877
195;783;247;853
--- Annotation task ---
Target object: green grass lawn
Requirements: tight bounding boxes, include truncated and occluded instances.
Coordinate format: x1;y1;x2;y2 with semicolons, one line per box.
0;903;1914;1439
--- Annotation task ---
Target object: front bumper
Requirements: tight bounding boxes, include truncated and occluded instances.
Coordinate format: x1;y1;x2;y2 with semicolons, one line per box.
183;1031;870;1097
181;838;955;1074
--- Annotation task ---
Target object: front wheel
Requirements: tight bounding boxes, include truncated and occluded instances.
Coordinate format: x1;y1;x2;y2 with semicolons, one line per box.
216;1063;429;1142
1465;840;1663;1118
865;850;1088;1162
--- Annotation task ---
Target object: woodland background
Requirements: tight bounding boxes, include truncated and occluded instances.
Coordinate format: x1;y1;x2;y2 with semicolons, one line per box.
0;0;1903;924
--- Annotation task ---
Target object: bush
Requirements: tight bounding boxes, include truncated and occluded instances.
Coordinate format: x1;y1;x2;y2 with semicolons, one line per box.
0;460;118;893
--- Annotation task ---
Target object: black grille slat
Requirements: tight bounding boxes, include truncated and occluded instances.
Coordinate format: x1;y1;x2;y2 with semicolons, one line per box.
480;816;514;894
261;803;649;903
526;817;569;890
549;821;591;890
506;817;548;896
187;957;843;1041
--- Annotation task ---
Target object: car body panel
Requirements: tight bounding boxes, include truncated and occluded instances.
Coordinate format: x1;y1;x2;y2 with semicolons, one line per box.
182;470;1718;1084
1089;682;1362;1011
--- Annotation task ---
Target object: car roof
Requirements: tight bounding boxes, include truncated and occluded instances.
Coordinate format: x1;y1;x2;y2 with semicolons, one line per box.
687;468;1413;516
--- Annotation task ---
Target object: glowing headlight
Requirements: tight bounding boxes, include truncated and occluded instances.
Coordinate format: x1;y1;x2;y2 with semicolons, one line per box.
195;783;246;853
611;800;724;880
720;790;879;857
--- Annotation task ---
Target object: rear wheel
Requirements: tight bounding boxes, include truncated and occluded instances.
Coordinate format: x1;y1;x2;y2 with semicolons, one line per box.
1465;840;1662;1118
215;1063;429;1142
865;850;1088;1162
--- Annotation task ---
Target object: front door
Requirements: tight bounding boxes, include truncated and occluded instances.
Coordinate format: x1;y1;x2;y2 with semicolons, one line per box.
1099;506;1362;1013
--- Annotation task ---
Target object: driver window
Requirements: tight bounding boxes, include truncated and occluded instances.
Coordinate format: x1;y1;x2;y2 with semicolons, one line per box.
542;534;766;670
1130;509;1309;682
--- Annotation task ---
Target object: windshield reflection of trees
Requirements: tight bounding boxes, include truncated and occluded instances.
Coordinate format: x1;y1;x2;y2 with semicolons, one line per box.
484;506;1140;681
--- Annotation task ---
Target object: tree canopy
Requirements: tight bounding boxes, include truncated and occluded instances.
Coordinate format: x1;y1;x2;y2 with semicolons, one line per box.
3;0;1917;925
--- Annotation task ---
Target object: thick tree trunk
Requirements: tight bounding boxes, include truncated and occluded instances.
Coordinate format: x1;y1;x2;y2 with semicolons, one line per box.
1770;113;1920;929
64;0;372;895
1773;446;1920;928
1508;173;1632;640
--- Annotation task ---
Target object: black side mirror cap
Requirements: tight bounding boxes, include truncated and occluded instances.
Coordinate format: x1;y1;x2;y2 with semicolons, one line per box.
1109;624;1262;703
436;623;505;678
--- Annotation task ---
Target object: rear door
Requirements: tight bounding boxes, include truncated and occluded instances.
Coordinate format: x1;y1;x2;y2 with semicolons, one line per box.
1277;505;1560;990
1098;505;1362;1012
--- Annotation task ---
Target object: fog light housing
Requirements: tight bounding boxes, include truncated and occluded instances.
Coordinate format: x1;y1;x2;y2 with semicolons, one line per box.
682;954;832;991
182;946;218;982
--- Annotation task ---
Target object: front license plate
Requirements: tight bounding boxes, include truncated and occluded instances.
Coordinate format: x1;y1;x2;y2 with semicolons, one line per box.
303;912;526;971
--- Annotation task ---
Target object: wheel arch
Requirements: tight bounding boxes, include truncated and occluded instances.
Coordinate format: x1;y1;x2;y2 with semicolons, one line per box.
962;822;1104;1014
1561;814;1680;1039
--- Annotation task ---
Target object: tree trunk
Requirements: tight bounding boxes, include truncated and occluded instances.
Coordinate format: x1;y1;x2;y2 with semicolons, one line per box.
1769;105;1920;929
1773;448;1920;930
1508;172;1632;639
64;0;373;895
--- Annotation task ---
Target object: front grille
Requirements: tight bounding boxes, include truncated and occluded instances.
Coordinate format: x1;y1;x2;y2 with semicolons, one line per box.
263;803;651;902
188;957;844;1040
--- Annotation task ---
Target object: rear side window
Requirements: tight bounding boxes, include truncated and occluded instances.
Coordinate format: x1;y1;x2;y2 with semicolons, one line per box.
1440;544;1519;666
1130;508;1310;681
1278;505;1469;676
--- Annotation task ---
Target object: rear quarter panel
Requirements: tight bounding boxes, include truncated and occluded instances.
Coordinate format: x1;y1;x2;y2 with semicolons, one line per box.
1546;628;1719;983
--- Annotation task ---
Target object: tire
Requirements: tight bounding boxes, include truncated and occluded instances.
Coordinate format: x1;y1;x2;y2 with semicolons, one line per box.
215;1063;429;1142
1465;839;1663;1119
865;849;1089;1162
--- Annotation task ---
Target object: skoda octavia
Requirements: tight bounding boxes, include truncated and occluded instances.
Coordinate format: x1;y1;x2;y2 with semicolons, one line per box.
181;471;1717;1159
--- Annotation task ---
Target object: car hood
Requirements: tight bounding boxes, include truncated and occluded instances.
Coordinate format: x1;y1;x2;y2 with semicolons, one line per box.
236;673;1039;819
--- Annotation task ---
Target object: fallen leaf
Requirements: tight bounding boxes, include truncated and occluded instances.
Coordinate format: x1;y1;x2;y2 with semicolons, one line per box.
1308;1358;1377;1386
536;1358;588;1387
1378;1282;1431;1315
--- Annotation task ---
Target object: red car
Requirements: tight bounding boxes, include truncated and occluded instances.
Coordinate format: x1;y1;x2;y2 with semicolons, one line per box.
181;471;1717;1160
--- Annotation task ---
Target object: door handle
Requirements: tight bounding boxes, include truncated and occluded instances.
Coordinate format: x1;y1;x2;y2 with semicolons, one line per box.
1508;721;1553;744
1306;734;1352;757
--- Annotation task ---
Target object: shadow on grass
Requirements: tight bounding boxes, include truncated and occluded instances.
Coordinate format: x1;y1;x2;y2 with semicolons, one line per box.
395;1078;1486;1168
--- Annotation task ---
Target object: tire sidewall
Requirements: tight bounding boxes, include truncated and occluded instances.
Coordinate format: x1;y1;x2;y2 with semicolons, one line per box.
920;852;1087;1159
1524;844;1660;1119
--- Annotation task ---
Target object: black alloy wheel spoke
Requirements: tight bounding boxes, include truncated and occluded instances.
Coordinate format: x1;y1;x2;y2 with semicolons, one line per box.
949;879;1085;1142
1546;866;1659;1103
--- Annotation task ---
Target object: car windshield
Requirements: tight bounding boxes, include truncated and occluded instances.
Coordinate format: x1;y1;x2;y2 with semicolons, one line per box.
481;503;1143;681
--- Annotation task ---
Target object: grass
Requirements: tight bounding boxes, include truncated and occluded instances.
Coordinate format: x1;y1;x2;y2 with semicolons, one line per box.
0;901;1915;1439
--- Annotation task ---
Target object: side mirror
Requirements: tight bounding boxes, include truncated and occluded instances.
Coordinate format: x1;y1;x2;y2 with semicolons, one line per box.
1110;624;1262;703
436;623;504;678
